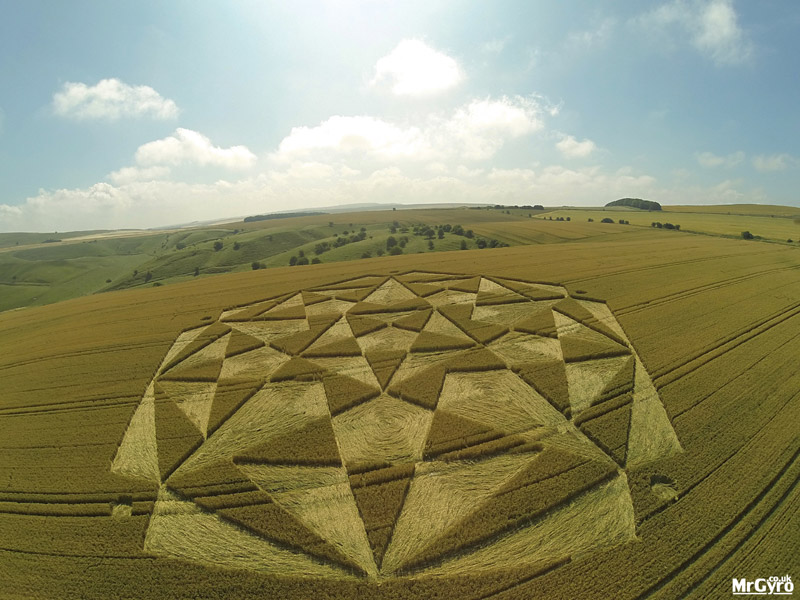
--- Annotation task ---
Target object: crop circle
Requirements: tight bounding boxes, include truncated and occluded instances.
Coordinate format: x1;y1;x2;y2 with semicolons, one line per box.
112;271;681;579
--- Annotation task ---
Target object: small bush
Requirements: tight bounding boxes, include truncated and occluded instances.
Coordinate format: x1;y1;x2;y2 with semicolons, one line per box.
361;252;372;259
213;241;223;251
297;256;310;265
588;218;594;222
289;255;298;266
251;261;264;270
741;231;754;240
311;257;321;264
388;246;403;255
460;240;467;250
233;241;241;250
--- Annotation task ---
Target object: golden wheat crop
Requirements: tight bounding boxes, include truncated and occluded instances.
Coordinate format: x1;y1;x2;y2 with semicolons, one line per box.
1;229;797;599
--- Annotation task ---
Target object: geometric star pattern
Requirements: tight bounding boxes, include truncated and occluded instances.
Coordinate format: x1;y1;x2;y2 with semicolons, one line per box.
111;271;682;579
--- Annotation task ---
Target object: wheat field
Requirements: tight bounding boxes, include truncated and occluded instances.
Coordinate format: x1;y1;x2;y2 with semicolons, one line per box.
0;230;798;599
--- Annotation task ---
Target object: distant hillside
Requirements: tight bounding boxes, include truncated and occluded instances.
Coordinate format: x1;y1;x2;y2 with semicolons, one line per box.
606;198;662;211
243;211;327;222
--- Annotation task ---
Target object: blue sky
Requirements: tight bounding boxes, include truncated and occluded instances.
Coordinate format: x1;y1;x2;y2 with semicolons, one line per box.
0;1;798;231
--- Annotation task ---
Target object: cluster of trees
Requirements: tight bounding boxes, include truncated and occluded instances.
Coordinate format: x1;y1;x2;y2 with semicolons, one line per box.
606;198;662;211
388;220;406;234
475;238;509;249
411;224;444;239
385;236;407;255
449;224;474;238
390;221;477;240
314;228;368;256
651;222;680;230
546;216;571;221
288;250;322;266
406;223;475;239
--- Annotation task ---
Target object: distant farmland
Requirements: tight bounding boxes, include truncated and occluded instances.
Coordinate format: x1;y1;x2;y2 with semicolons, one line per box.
0;215;798;598
2;204;797;314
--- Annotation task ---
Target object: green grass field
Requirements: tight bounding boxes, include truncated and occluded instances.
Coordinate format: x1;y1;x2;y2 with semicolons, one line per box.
1;204;798;313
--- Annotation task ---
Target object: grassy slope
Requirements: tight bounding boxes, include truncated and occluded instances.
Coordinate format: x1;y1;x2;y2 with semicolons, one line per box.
1;205;798;313
0;230;112;249
0;208;558;311
0;231;798;598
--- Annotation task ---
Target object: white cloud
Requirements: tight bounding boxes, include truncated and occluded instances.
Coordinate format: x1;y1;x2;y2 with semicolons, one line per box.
370;40;463;96
481;37;511;54
436;97;545;160
0;161;660;232
556;135;597;158
634;0;753;66
566;19;616;50
52;78;179;120
276;96;547;163
693;0;752;65
107;166;171;185
752;153;798;172
5;161;766;234
135;128;257;169
277;116;424;158
695;150;744;168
